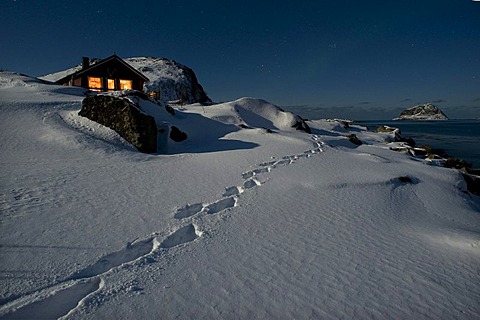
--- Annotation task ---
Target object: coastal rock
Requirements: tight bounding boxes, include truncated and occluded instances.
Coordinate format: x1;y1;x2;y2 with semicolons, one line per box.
393;103;448;121
79;95;157;153
376;125;415;146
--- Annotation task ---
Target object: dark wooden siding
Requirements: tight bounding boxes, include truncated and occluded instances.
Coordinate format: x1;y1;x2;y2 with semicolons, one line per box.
60;58;146;92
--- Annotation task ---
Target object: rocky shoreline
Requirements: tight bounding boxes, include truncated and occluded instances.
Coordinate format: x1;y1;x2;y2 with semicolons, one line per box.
374;125;480;196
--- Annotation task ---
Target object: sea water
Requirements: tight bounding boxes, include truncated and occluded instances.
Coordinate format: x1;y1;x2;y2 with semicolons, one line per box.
357;120;480;168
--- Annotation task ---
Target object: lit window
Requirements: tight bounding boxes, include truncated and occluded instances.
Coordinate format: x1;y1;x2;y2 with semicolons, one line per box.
149;91;160;99
107;79;115;91
119;79;132;90
88;77;102;91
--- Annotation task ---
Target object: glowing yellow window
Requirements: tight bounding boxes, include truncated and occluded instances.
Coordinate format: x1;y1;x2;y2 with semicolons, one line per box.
88;77;102;90
107;79;115;90
149;91;159;99
119;79;132;90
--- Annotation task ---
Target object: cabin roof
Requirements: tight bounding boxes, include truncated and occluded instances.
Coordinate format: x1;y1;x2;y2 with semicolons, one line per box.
56;54;149;84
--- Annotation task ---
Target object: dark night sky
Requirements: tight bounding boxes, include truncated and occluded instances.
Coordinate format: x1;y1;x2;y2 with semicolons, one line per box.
2;0;480;118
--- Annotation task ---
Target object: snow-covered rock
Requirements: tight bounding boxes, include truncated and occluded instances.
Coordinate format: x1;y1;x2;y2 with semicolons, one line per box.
126;57;211;104
79;94;158;153
394;103;448;120
40;57;212;104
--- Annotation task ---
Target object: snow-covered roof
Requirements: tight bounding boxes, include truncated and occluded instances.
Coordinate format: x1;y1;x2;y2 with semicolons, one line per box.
53;54;149;84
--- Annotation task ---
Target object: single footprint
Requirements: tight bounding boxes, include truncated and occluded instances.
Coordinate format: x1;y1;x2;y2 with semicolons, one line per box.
244;178;261;189
258;160;277;167
253;167;271;175
160;224;202;249
174;203;204;219
242;171;255;179
274;159;291;166
68;238;156;280
223;186;245;197
205;197;238;215
0;278;102;320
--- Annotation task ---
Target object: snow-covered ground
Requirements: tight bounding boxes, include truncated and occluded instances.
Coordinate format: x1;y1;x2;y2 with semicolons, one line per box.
1;72;479;319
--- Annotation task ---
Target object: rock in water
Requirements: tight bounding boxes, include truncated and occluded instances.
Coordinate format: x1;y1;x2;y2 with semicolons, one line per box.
79;95;157;153
400;103;448;120
394;103;448;120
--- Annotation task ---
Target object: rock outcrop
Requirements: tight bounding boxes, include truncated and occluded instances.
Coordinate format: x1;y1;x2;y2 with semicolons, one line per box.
394;103;448;120
79;95;158;153
461;170;480;196
125;57;212;104
347;134;363;146
291;116;311;134
169;126;188;142
376;125;416;146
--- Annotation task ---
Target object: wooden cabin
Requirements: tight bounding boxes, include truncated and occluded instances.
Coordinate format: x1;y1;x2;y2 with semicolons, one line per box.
56;54;149;92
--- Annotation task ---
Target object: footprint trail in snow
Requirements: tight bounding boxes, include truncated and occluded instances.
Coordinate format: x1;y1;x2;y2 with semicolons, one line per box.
0;135;326;318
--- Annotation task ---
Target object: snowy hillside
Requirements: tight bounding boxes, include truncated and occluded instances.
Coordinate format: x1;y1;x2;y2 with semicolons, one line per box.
1;71;479;319
40;56;211;104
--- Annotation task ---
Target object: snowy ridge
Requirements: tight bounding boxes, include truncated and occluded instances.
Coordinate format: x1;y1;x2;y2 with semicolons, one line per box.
207;97;308;131
1;72;479;319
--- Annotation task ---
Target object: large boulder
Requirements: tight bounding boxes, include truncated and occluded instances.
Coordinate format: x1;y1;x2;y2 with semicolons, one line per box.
79;95;157;153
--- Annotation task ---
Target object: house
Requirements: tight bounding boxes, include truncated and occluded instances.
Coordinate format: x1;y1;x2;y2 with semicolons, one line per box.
55;54;149;92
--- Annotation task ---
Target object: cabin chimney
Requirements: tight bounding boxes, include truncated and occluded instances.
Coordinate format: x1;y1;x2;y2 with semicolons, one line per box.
82;57;90;70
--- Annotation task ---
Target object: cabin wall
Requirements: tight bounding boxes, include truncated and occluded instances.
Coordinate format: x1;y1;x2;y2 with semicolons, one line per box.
62;59;146;92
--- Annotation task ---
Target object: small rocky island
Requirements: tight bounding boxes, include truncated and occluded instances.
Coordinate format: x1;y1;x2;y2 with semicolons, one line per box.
394;103;448;120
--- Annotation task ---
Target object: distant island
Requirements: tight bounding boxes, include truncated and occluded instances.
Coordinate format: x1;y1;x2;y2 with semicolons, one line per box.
393;103;448;120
